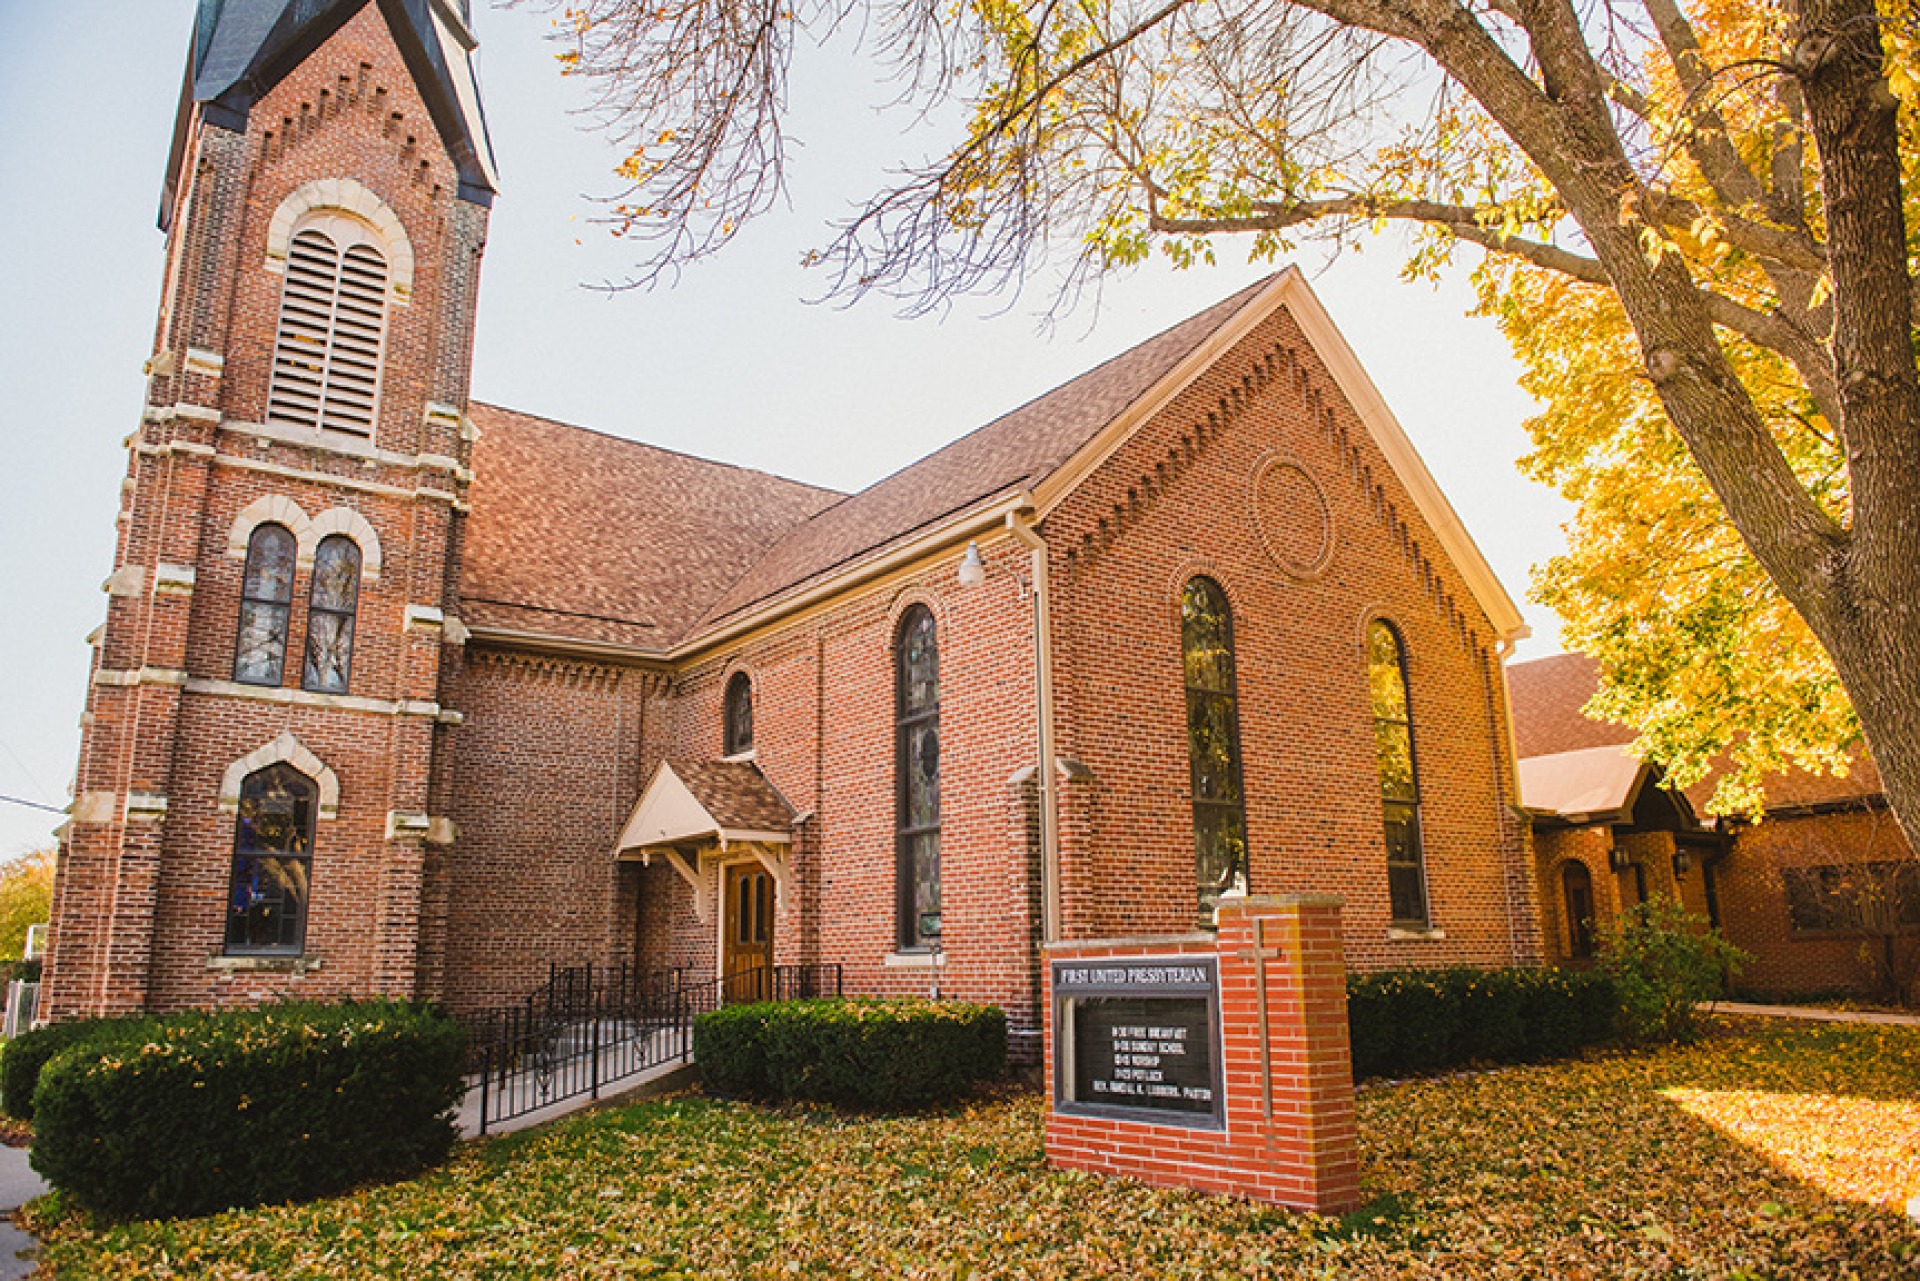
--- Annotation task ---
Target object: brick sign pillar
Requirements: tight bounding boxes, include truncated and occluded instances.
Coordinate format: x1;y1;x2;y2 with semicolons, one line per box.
1044;894;1360;1213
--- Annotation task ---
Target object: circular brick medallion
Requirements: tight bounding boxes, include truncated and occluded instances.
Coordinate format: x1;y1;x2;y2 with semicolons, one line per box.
1253;457;1333;579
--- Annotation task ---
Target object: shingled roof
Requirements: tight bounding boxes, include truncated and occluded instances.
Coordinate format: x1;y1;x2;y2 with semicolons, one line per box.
694;276;1277;628
458;404;842;650
1507;653;1633;760
1506;651;1884;815
463;271;1523;655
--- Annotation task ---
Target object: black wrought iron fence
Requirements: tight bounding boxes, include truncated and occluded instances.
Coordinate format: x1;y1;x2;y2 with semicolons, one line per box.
463;962;843;1135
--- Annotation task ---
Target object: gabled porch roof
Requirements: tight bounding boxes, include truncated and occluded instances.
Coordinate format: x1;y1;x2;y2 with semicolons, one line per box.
614;759;797;856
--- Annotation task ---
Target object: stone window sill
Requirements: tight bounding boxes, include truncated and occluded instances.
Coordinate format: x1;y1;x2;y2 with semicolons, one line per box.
207;954;322;974
1387;926;1446;942
884;950;946;969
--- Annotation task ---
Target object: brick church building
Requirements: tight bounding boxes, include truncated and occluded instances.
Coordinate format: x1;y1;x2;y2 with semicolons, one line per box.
43;0;1547;1057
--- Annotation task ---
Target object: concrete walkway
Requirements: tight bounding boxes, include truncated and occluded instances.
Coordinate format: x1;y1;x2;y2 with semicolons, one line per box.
0;1147;45;1281
1706;1000;1920;1027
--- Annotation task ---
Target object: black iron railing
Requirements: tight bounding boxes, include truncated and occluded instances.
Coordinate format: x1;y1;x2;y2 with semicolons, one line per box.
463;962;843;1135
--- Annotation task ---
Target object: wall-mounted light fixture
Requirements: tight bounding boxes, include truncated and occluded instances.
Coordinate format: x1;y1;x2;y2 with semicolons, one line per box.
1608;846;1632;872
956;540;986;589
1672;848;1692;878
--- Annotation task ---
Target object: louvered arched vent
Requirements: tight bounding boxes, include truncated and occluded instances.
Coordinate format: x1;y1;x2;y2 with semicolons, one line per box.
267;225;389;436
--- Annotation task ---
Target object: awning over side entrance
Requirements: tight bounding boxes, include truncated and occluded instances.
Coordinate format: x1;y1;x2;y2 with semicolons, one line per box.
616;759;797;855
614;760;798;924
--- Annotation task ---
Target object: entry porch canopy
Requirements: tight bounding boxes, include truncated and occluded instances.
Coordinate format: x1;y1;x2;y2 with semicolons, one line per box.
613;759;798;924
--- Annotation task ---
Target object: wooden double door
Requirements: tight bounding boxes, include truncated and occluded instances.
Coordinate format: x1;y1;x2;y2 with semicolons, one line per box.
722;862;775;1003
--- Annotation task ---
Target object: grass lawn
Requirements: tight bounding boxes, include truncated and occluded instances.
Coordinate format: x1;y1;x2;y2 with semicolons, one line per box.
27;1019;1920;1278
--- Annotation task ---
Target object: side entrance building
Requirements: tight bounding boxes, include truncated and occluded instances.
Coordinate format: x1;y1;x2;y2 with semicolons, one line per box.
1513;652;1918;1003
43;0;1545;1057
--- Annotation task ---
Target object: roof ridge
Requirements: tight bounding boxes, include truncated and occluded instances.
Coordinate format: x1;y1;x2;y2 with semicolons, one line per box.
681;274;1286;636
469;401;846;499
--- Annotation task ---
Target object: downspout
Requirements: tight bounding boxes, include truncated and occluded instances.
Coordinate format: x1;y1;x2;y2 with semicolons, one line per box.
1004;504;1061;944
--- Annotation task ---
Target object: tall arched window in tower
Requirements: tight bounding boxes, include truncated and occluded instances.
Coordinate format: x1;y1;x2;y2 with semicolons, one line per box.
896;605;941;949
1368;620;1430;926
267;218;389;436
303;535;362;694
1182;577;1249;914
724;671;754;756
225;763;317;956
234;523;297;685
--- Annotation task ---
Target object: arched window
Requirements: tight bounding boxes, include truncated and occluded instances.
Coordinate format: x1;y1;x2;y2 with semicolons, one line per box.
225;763;317;956
896;605;941;949
1562;862;1596;958
724;671;754;756
1182;577;1249;914
234;523;297;685
267;220;388;436
1368;620;1429;926
302;535;361;694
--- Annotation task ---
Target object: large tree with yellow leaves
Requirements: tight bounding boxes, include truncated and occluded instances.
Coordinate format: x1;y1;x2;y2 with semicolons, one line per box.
535;0;1920;843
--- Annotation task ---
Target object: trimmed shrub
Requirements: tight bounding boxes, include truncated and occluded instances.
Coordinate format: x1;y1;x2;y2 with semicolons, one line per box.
693;1001;774;1098
1347;966;1617;1080
1601;898;1749;1043
696;998;1005;1108
0;1015;155;1121
30;1000;464;1220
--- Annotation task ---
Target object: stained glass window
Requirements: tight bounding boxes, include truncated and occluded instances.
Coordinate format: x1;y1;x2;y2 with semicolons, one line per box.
896;605;941;949
725;671;754;755
1368;620;1429;926
302;535;361;694
234;523;296;685
225;763;317;956
1182;577;1248;916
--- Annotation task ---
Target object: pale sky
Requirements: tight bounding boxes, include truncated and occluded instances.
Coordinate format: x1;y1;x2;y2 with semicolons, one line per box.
0;0;1573;857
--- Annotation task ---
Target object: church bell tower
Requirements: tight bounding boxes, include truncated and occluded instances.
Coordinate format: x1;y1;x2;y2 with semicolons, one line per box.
43;0;497;1019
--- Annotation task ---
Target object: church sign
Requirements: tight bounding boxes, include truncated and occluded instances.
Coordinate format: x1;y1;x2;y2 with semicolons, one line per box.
1051;955;1223;1129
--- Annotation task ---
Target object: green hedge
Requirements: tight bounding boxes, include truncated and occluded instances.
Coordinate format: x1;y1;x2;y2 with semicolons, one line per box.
1347;966;1617;1080
1;1015;156;1122
30;1000;464;1220
696;997;1006;1108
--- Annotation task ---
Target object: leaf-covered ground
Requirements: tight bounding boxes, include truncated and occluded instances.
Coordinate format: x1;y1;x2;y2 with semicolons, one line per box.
27;1019;1920;1278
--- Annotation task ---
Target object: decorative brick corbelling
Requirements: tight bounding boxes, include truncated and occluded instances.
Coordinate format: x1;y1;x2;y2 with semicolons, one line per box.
218;732;342;820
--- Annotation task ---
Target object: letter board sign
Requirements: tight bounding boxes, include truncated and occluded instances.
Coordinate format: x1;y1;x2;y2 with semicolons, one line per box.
1052;956;1224;1130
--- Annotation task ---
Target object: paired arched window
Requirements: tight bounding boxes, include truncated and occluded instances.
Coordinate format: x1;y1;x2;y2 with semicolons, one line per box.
724;671;754;756
896;605;941;949
233;523;362;693
226;763;317;955
1181;577;1249;913
1562;862;1596;958
1368;620;1429;926
303;535;361;694
267;220;388;436
235;524;297;685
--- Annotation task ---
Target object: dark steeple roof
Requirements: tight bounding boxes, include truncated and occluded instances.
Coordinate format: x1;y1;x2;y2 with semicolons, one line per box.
162;0;498;225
